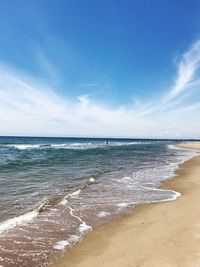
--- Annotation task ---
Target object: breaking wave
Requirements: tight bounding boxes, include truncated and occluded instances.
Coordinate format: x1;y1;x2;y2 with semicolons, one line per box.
3;141;148;150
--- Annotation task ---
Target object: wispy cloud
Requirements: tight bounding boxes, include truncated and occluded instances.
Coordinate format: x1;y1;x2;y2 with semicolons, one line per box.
163;39;200;103
35;48;61;83
0;39;200;138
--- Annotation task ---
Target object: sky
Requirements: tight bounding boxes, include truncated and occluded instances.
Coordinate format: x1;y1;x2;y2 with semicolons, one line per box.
0;0;200;138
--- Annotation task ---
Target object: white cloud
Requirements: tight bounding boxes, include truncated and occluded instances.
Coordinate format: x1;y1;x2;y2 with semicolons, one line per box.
0;39;200;138
163;39;200;102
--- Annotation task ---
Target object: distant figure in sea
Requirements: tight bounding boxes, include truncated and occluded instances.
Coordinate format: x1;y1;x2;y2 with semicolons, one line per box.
105;140;109;145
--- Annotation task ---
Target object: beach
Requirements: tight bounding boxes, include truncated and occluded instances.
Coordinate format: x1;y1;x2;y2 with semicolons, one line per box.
0;139;198;266
50;142;200;267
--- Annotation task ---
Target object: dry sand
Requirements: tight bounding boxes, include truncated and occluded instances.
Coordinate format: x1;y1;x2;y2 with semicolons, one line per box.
50;142;200;267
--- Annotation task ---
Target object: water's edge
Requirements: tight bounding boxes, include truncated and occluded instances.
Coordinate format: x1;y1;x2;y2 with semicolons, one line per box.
48;145;199;266
0;141;199;267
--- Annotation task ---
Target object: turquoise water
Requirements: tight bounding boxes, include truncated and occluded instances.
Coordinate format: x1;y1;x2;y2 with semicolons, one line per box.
0;137;197;266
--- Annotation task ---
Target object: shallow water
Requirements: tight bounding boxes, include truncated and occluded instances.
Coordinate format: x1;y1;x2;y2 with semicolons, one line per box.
0;137;197;266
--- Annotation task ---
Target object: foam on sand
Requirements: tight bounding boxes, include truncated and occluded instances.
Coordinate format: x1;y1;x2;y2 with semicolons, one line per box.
97;211;111;218
53;235;80;251
116;203;129;208
54;240;70;251
68;235;80;243
79;222;92;234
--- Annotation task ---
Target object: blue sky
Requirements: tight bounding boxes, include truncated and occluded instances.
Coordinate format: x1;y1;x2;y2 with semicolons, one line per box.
0;0;200;138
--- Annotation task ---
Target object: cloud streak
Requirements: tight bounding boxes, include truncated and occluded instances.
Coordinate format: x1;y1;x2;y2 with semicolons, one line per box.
164;39;200;103
0;39;200;138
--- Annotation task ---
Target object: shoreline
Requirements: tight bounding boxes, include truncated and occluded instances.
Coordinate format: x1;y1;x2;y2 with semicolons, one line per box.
50;142;200;267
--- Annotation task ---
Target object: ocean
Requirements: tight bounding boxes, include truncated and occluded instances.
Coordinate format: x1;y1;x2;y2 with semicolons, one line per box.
0;137;197;267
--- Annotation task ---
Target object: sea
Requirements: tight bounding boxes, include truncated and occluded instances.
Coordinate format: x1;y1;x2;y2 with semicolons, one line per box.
0;136;198;267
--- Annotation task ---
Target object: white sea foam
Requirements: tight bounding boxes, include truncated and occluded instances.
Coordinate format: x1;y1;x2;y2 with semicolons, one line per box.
146;191;181;204
71;143;93;146
112;176;132;184
168;144;200;153
79;222;92;234
53;240;69;250
126;141;146;145
140;184;181;197
4;141;146;151
59;176;94;206
97;211;111;218
68;235;80;243
68;206;82;222
89;177;95;182
53;235;80;251
49;144;66;148
9;144;40;150
68;205;92;234
50;142;134;150
0;210;38;233
116;203;129;208
167;144;197;152
168;144;183;150
48;143;99;150
70;189;81;197
59;198;68;205
170;191;181;200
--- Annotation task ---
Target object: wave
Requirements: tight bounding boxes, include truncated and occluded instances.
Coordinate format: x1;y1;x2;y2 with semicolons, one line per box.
0;176;95;233
137;185;182;202
3;141;146;151
59;176;95;205
168;144;200;152
0;210;38;234
7;144;41;150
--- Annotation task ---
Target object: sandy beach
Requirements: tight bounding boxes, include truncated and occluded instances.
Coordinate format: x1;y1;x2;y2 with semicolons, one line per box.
50;142;200;267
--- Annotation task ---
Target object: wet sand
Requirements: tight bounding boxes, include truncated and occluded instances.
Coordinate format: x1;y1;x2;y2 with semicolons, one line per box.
50;142;200;267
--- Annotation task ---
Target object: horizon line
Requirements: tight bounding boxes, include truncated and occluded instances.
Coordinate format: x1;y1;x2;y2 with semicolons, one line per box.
0;135;199;141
